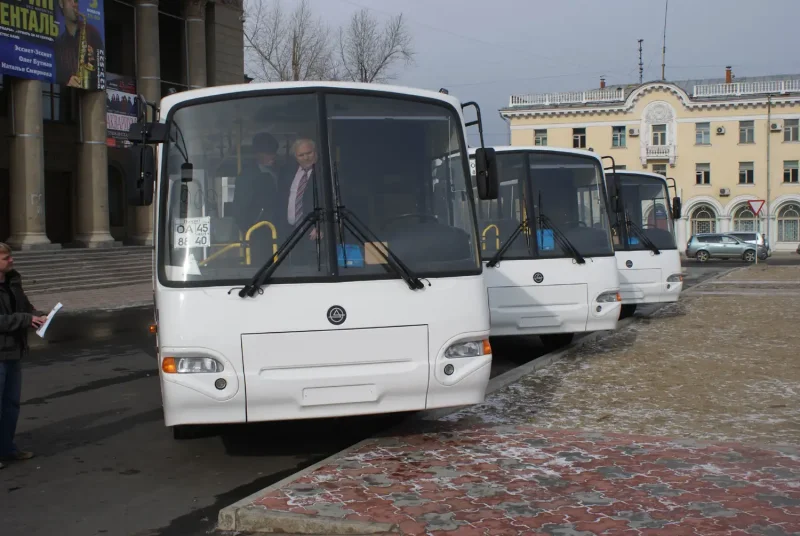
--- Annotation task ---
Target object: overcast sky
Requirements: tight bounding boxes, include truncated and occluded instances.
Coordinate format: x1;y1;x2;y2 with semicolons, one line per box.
251;0;800;146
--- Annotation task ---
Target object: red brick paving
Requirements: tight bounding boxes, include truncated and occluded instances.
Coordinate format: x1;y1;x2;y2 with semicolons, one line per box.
245;425;800;535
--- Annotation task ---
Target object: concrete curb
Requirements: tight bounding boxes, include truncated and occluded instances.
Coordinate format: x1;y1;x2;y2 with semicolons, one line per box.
216;320;637;533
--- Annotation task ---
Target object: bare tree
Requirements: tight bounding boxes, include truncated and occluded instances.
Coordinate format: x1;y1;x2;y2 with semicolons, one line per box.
244;0;337;81
338;9;414;84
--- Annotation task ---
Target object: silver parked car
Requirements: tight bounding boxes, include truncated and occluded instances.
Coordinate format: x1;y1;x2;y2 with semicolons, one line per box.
727;232;771;257
686;233;768;263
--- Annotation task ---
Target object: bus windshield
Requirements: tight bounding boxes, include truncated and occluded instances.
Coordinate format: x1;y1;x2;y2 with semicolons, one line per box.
607;172;677;251
157;91;480;287
474;151;614;261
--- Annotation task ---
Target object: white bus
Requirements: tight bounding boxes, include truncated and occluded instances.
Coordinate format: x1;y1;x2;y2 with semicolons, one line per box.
469;146;621;349
603;168;683;318
125;82;500;438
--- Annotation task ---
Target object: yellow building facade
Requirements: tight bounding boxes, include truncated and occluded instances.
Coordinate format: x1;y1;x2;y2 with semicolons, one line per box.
500;71;800;252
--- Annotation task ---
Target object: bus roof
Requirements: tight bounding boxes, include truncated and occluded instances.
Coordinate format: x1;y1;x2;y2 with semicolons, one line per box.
468;145;603;163
158;81;464;117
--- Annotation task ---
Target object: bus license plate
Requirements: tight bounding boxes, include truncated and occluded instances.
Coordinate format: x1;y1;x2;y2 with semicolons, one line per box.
174;217;211;248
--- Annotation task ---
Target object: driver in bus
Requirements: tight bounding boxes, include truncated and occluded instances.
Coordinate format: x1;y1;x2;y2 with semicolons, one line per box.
232;132;281;264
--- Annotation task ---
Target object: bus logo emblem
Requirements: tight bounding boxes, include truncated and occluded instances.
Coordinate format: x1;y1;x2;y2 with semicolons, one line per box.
327;306;347;325
533;272;544;284
626;260;633;268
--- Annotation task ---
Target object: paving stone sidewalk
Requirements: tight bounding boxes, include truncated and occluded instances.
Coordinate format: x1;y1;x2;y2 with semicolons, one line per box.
221;265;800;535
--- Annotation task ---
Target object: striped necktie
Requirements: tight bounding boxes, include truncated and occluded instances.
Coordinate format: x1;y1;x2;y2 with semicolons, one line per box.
294;168;310;223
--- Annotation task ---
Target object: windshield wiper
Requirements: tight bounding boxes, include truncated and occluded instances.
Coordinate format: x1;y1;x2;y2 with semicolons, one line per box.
335;207;425;290
330;161;423;291
239;168;324;298
624;212;661;255
238;208;323;297
538;211;586;264
486;219;531;268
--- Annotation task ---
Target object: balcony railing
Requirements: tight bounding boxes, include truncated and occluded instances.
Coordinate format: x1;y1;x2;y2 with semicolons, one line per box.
693;80;800;98
642;144;676;166
646;145;672;158
509;87;625;107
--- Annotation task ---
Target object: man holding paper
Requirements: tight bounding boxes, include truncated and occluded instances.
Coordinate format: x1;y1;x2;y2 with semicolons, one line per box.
0;243;46;469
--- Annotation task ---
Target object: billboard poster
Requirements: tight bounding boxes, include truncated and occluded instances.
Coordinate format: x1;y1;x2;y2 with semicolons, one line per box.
0;0;106;90
106;73;138;147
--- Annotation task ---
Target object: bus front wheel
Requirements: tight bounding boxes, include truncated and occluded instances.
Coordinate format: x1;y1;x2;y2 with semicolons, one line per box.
172;425;202;440
539;333;574;351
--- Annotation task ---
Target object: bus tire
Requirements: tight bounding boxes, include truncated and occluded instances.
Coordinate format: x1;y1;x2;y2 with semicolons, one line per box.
619;304;637;319
172;425;200;440
539;333;574;351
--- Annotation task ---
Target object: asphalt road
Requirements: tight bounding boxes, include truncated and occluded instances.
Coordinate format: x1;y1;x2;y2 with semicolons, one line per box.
0;261;769;536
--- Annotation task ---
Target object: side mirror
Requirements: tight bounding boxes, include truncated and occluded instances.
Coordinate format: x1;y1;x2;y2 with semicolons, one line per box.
474;147;498;200
672;196;682;219
127;145;156;206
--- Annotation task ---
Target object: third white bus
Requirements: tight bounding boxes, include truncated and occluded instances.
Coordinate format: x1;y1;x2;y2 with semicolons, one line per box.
603;168;683;318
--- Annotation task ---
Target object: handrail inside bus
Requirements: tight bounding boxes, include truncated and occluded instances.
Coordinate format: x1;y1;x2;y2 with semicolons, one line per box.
197;220;279;267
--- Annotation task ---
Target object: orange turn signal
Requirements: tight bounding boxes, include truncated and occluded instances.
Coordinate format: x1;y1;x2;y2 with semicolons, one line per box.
149;324;157;334
616;292;622;302
483;339;492;355
162;357;177;374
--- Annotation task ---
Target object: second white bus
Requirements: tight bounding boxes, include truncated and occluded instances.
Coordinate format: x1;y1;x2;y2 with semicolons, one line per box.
470;146;621;349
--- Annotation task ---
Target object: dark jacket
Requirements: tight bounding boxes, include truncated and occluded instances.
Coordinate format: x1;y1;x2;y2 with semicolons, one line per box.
0;270;45;361
232;162;281;237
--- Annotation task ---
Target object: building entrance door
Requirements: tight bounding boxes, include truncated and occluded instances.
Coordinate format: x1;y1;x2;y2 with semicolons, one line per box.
45;171;74;245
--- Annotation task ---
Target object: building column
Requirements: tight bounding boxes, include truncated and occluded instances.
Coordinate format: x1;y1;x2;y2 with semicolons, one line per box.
132;0;161;246
184;0;208;89
75;92;117;247
7;79;58;250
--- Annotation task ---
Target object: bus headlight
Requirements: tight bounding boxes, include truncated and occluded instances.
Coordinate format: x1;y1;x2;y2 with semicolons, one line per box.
596;291;622;303
666;274;683;283
445;339;491;358
162;357;224;374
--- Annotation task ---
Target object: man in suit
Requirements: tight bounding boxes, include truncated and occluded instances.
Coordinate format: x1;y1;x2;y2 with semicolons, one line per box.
280;138;321;266
233;132;281;265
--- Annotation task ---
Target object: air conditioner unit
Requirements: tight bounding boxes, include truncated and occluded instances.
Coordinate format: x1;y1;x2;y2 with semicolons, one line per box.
716;126;726;135
629;127;640;136
719;187;731;196
770;122;782;132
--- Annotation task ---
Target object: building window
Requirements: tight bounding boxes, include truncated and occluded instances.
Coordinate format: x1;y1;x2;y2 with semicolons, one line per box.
534;129;547;146
777;204;800;242
652;164;667;176
572;128;586;149
612;126;626;147
696;122;711;145
785;119;799;142
42;84;74;122
652;124;667;146
732;205;760;232
615;165;627;170
690;205;717;235
695;163;711;185
739;120;755;144
784;161;799;183
739;162;755;184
